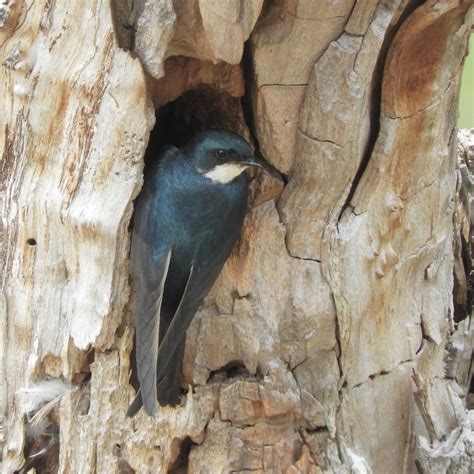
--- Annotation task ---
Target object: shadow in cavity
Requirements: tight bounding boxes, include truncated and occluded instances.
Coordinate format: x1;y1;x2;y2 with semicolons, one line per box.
207;360;264;385
169;436;196;474
145;86;249;166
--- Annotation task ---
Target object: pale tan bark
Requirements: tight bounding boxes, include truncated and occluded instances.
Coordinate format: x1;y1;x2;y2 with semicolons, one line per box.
1;1;472;473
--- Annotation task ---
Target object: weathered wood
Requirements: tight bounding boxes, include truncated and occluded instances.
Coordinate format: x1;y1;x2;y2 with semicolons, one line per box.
1;0;472;472
1;1;154;471
415;411;474;473
413;127;474;474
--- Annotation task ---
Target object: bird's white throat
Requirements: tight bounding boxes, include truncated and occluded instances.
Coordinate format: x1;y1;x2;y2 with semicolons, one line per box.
203;163;247;184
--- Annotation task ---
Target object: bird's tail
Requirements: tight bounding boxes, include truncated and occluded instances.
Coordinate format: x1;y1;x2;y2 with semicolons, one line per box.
126;390;143;417
156;340;185;406
126;346;143;417
127;340;185;417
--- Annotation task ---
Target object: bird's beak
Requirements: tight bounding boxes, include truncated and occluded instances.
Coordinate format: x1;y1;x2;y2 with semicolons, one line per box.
241;156;264;169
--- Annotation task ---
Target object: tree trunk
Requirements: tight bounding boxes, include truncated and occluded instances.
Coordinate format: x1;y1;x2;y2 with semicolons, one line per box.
1;1;472;473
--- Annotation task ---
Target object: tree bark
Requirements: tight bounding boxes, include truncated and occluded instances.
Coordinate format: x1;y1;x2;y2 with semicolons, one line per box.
1;1;472;473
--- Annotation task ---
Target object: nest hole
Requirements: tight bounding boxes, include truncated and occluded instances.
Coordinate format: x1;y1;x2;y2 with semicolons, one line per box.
145;86;250;166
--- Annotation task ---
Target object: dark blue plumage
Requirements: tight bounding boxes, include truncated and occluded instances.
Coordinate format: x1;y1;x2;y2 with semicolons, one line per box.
127;130;261;417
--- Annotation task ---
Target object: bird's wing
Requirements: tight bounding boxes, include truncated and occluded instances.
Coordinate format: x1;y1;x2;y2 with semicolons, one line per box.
130;175;172;416
155;253;229;384
154;186;248;386
135;249;171;416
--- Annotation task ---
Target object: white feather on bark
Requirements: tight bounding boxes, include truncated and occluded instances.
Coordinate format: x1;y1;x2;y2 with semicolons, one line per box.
17;379;72;415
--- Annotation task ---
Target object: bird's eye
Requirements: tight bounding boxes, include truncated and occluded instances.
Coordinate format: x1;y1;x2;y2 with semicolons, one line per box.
216;149;228;159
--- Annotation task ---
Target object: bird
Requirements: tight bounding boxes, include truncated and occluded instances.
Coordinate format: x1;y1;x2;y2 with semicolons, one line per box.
127;130;262;417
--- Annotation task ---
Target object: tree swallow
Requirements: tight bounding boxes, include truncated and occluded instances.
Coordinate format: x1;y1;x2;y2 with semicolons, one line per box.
127;130;262;417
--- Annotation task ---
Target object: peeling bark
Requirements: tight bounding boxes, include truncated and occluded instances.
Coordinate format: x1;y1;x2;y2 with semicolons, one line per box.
1;1;472;473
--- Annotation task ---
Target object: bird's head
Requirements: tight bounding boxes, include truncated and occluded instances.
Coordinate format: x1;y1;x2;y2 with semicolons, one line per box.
184;130;263;184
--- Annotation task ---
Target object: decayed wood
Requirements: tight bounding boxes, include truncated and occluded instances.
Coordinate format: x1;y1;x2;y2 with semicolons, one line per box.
1;1;154;471
413;128;474;474
415;411;474;473
1;0;473;473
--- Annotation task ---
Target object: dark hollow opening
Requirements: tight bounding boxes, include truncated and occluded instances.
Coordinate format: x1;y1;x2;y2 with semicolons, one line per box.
144;86;249;167
168;436;195;474
207;360;258;385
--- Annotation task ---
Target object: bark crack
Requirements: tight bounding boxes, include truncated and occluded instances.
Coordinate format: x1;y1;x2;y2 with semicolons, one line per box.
336;2;422;222
242;40;288;185
297;127;345;148
287;11;348;22
348;359;414;390
298;428;327;468
286;251;321;264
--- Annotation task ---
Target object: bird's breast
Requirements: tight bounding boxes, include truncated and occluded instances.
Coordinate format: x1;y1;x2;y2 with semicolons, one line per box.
153;173;247;251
